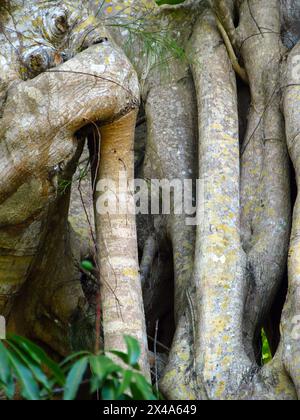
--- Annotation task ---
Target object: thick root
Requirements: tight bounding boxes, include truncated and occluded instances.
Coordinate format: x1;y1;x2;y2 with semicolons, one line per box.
189;10;254;399
95;111;150;377
238;0;291;360
282;40;300;398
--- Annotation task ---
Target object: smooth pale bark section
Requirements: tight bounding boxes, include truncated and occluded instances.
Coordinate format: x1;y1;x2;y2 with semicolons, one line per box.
95;111;150;378
238;0;291;358
189;10;253;399
282;41;300;398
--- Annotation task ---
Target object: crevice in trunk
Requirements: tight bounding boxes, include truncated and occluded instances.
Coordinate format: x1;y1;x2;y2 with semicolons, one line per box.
237;77;251;146
143;236;175;353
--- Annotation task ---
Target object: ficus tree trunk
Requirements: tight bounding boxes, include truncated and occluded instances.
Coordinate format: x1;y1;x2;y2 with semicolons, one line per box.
95;111;150;376
1;0;300;400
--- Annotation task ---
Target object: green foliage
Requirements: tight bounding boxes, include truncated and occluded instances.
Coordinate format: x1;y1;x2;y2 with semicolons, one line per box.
261;329;272;365
0;335;158;401
105;0;188;74
57;178;72;195
110;22;186;69
80;260;95;272
58;160;90;195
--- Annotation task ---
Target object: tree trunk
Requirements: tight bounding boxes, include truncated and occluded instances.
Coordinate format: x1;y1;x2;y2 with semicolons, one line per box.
95;111;150;377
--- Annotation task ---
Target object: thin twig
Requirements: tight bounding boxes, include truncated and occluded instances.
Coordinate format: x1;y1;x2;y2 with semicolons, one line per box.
147;335;170;352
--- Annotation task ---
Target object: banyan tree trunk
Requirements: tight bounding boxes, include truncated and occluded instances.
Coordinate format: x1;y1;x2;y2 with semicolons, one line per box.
94;111;150;376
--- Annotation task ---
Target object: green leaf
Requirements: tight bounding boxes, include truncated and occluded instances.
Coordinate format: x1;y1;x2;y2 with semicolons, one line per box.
130;381;145;400
0;341;11;385
0;342;15;400
60;351;91;369
63;357;88;400
117;370;133;398
101;380;116;400
6;341;50;392
81;260;94;272
89;355;122;382
90;375;102;394
118;393;133;400
109;350;129;365
261;329;272;365
8;334;65;386
2;378;15;400
124;336;141;367
7;351;40;400
129;373;157;400
134;373;157;400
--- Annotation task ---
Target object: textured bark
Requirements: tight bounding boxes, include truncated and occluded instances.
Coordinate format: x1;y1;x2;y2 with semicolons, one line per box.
282;40;300;399
238;0;291;361
145;72;198;399
189;9;252;399
0;0;148;363
95;111;150;377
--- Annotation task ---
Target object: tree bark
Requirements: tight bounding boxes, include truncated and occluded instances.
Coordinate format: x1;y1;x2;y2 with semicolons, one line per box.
95;111;150;377
282;40;300;399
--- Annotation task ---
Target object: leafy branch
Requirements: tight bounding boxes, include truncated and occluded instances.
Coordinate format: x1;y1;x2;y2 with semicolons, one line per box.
0;335;159;400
